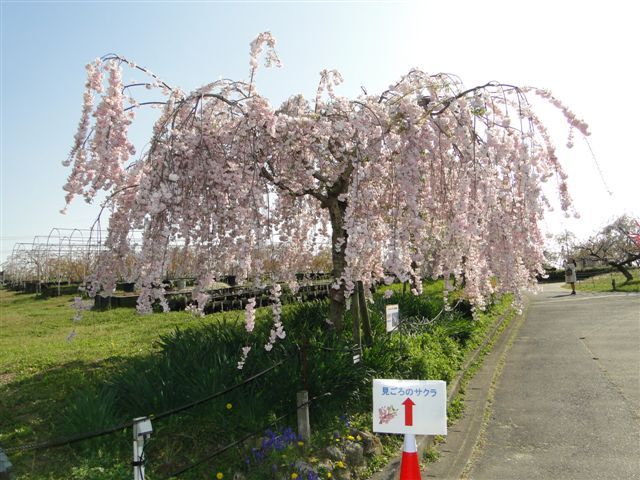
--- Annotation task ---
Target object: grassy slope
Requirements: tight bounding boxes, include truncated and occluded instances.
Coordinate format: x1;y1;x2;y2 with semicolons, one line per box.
1;290;196;378
566;268;640;293
0;289;245;461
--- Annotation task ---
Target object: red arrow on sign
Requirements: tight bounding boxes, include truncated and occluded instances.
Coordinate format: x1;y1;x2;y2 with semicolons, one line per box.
402;398;415;426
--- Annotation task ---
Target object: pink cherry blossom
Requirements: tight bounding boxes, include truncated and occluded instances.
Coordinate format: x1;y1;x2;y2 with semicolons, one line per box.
244;297;256;332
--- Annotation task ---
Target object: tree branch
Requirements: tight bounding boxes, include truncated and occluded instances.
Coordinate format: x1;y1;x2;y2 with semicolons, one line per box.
259;165;327;203
430;82;521;116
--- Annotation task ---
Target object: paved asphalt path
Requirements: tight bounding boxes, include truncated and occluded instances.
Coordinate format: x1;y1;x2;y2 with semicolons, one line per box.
463;283;640;480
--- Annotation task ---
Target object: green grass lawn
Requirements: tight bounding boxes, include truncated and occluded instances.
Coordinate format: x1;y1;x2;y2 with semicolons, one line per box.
0;289;232;380
567;268;640;293
0;289;245;476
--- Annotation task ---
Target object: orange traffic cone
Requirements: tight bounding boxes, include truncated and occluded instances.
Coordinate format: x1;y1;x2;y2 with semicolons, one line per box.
399;433;421;480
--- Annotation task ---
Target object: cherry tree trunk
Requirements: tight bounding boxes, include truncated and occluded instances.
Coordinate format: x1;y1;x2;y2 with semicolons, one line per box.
609;261;634;281
327;197;347;330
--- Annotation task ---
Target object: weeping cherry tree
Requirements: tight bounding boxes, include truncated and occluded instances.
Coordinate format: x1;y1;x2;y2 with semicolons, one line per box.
63;32;588;346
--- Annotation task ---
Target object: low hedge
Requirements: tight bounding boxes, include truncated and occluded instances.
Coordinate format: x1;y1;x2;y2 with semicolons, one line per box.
538;266;615;283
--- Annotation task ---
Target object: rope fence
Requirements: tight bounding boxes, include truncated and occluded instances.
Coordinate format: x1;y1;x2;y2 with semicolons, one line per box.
163;392;333;479
3;351;298;455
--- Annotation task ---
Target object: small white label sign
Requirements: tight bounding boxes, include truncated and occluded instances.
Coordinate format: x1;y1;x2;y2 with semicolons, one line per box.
372;379;447;435
386;304;399;332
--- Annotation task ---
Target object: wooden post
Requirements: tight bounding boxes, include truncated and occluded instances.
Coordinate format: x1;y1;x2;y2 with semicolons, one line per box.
296;391;311;442
357;281;373;347
351;291;362;355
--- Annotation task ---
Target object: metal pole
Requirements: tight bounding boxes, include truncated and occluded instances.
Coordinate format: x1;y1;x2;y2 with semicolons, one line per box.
0;447;12;480
133;417;152;480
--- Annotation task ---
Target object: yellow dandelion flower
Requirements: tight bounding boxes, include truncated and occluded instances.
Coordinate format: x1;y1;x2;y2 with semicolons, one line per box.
298;441;304;447
291;473;299;479
226;403;232;410
356;435;362;441
327;473;332;479
336;461;345;469
347;435;355;441
216;473;224;480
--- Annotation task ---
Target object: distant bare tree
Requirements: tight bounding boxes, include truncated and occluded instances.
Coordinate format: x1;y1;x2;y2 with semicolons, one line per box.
543;230;578;268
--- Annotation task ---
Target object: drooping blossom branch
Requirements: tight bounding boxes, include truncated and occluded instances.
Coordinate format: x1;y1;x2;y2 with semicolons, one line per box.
237;346;252;370
265;284;285;351
244;297;257;332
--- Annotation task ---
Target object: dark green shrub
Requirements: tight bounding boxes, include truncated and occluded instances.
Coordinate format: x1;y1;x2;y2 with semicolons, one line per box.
403;327;463;382
61;385;121;436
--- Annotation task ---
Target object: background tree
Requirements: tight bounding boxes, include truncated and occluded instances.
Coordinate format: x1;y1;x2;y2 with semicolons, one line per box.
62;32;588;331
543;230;578;269
577;215;640;281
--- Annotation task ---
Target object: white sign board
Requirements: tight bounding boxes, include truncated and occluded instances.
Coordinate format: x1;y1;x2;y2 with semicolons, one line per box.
372;379;447;435
386;304;399;332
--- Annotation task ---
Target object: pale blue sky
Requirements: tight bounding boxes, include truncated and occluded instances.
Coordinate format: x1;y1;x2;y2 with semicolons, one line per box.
2;0;639;264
